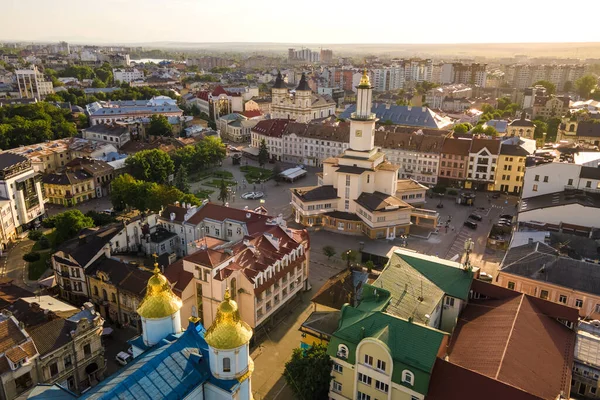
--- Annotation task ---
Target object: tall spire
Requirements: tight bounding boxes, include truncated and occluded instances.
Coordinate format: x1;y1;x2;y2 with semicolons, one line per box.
272;71;286;89
296;72;311;91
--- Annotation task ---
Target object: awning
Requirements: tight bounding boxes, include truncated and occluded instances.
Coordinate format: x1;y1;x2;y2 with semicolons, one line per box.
37;275;56;288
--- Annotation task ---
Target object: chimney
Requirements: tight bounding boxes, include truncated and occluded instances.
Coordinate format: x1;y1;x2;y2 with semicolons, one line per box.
528;237;534;245
181;202;186;209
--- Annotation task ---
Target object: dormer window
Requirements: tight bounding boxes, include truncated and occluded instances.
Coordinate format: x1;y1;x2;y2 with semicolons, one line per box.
337;344;348;359
402;370;414;386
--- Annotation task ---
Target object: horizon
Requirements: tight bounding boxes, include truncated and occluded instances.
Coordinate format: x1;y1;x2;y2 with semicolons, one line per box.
3;0;600;45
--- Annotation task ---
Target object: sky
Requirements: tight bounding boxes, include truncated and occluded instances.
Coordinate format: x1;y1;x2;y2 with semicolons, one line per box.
3;0;600;45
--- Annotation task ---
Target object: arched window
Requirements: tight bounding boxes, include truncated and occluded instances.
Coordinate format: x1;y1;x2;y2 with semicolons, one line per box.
102;289;108;301
336;344;348;359
402;370;414;386
223;357;231;372
570;124;575;132
111;293;117;303
230;279;237;300
93;286;98;296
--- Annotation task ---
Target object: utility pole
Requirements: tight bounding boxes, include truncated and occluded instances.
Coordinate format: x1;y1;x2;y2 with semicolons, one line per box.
463;238;474;271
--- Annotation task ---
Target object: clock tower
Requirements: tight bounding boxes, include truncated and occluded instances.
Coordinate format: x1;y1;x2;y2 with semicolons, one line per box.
349;69;376;154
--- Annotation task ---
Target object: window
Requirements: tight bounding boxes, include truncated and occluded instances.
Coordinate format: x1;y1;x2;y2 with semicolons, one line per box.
49;362;58;377
346;175;350;186
333;362;343;373
83;343;91;358
358;372;372;385
227;229;232;237
540;290;549;300
445;297;455;307
534;175;539;181
93;286;98;296
559;295;567;304
568;178;573;186
595;304;600;314
375;380;389;393
364;354;373;366
376;359;386;371
576;299;583;308
223;357;231;372
64;355;72;369
533;184;538;192
367;175;370;183
507;281;515;290
402;370;414;386
543;176;548;183
332;381;342;393
357;391;371;400
587;181;592;188
215;229;220;236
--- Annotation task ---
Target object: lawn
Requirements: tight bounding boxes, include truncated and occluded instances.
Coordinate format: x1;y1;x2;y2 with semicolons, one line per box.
240;166;274;183
189;169;233;183
31;230;58;251
28;250;52;280
202;179;237;188
195;189;215;200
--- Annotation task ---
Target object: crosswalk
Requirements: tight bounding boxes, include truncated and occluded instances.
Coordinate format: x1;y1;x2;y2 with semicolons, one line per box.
445;228;474;260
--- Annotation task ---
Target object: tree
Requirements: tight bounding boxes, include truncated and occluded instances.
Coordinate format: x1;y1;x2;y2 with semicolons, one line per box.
546;117;562;142
533;119;548;138
147;185;183;212
218;179;229;205
564;81;573;92
533;80;556;95
365;260;375;273
272;163;282;182
258;139;269;167
53;210;95;244
91;78;106;88
453;123;472;134
147;114;173;137
575;75;598;98
284;344;333;400
174;166;190;193
126;149;174;184
483;126;498;137
85;210;115;226
322;245;336;260
180;193;201;207
341;249;359;267
110;173;139;211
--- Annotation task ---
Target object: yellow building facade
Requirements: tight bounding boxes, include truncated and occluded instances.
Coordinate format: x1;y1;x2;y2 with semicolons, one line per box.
493;145;528;194
43;170;95;206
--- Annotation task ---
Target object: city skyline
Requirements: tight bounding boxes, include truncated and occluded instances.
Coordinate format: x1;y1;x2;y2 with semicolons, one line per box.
3;0;600;45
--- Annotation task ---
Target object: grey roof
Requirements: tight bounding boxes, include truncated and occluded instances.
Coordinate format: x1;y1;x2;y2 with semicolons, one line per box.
501;242;600;296
336;165;373;174
296;73;311;91
55;225;122;267
84;124;129;136
292;185;338;202
576;121;600;138
500;144;530;157
272;71;287;89
519;190;600;213
42;170;92;185
580;166;600;180
355;192;410;212
301;311;341;338
340;103;450;129
0;152;28;170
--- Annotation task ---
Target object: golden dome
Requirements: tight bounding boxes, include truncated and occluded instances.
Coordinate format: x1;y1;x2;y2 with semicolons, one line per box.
358;68;371;88
137;263;182;319
205;289;253;350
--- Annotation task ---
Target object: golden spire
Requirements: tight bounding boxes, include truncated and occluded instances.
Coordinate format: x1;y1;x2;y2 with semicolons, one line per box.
137;254;182;319
358;67;371;88
205;287;253;350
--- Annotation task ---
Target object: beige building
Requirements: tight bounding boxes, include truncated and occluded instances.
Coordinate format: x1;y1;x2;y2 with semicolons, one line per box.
7;139;71;174
506;113;536;139
15;66;54;100
271;72;336;123
557;118;600;146
42;170;96;207
531;95;570;119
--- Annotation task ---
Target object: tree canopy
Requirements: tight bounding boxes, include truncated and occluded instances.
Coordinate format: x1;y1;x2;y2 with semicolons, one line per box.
53;210;95;244
453;123;472;134
258;139;269;167
284;344;333;400
575;75;599;98
125;149;175;184
0;103;77;150
147;114;173;137
49;86;177;108
170;136;226;172
533;80;556;95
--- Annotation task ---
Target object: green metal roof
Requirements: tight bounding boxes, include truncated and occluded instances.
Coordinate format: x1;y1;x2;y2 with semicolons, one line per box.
394;250;473;300
327;301;448;395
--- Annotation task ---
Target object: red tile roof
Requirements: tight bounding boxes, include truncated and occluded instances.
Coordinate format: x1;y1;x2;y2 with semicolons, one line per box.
242;110;263;119
447;280;576;400
251;119;290;138
197;91;209;101
211;86;228;96
441;138;471;155
470;138;501;154
186;203;274;234
163;259;194;296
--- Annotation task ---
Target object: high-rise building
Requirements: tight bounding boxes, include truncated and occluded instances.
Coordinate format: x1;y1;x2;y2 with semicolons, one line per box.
320;49;333;63
15;65;54;100
504;64;585;90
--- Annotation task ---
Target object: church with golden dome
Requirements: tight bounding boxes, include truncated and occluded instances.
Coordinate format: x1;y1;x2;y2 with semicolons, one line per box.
27;263;255;400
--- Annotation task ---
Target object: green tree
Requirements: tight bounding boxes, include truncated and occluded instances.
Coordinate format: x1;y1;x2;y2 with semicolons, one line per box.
147;114;173;137
483;126;498;136
284;344;333;400
258;139;269;167
53;210;95;244
180;193;202;207
322;245;336;260
91;78;106;88
546;117;562;142
174;166;190;193
147;185;183;212
197;136;227;166
110;173;138;211
533;80;556;95
85;210;116;226
218;179;229;205
533;119;548;138
564;81;573;92
453;123;472;134
341;249;359;267
126;149;174;184
365;260;375;273
575;75;598;98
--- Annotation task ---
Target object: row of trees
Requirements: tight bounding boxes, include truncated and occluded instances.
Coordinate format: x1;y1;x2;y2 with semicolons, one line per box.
46;63;114;88
170;136;227;172
534;76;599;99
110;173;200;212
46;84;177;108
0;103;77;149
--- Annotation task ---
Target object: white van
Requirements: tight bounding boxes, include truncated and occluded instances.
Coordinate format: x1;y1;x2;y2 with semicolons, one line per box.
115;352;132;366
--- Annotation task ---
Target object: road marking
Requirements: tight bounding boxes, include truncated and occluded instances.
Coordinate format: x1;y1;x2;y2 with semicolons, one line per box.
272;382;288;399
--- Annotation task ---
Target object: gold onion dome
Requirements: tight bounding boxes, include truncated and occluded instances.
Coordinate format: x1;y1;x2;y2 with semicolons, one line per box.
358;68;371;88
137;263;182;319
205;289;253;350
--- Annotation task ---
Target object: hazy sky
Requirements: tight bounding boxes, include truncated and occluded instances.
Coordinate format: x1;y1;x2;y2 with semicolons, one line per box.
3;0;600;44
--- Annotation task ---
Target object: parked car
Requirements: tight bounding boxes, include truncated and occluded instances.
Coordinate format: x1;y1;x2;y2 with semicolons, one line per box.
499;217;513;224
464;221;478;230
491;193;501;199
115;352;132;366
468;213;483;221
499;214;513;220
241;191;264;200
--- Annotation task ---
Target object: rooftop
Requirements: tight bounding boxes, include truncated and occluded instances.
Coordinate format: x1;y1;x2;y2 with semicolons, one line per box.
340;103;453;129
355;192;411;213
292;185;339;202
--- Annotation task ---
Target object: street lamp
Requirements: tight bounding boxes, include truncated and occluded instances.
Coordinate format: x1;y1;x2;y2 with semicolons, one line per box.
463;238;475;270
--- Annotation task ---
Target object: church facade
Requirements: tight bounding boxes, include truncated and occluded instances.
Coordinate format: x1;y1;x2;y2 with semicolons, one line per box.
270;72;336;123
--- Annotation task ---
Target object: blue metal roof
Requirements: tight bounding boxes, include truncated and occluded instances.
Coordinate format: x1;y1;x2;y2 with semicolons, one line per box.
339;103;450;129
80;323;239;400
483;119;508;133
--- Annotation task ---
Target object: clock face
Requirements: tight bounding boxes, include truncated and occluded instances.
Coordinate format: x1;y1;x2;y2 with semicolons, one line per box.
355;130;362;137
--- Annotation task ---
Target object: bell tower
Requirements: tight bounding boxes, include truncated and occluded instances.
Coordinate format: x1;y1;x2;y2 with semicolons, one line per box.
349;68;376;153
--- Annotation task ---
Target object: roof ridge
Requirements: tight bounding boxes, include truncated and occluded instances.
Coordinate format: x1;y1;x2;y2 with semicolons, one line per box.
495;294;523;380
